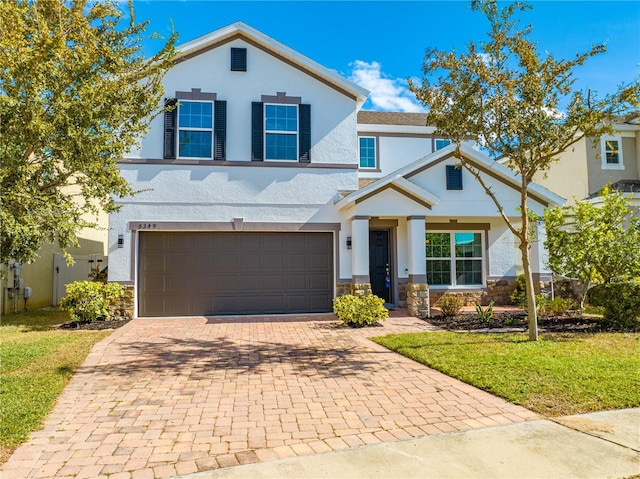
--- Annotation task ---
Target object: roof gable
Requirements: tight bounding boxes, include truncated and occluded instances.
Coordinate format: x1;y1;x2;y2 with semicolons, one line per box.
173;22;369;104
337;144;565;210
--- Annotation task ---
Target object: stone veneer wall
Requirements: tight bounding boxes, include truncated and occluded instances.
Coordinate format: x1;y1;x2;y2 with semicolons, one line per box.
335;283;351;298
397;279;408;307
350;283;372;297
109;284;134;320
429;278;552;307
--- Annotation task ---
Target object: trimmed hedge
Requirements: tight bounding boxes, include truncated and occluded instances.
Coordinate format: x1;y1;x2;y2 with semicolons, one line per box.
60;281;124;323
333;294;389;327
588;282;640;330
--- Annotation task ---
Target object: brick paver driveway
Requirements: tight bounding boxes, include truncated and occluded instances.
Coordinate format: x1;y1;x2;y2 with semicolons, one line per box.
2;312;537;479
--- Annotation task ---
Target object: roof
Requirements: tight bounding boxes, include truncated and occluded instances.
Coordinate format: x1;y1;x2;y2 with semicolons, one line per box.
357;111;428;126
336;143;565;210
591;180;640;197
173;22;370;104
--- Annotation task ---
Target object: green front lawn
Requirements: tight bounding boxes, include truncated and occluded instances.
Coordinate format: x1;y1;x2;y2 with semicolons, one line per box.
0;309;110;463
373;331;640;416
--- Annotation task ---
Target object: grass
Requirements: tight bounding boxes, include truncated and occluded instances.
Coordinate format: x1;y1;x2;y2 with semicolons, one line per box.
0;309;110;463
373;331;640;417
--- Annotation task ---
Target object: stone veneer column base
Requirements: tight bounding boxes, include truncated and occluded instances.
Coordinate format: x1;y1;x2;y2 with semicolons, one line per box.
350;283;372;297
109;284;134;320
406;283;429;318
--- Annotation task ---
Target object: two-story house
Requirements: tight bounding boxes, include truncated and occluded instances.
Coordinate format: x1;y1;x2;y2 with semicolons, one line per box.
108;22;564;318
534;114;640;205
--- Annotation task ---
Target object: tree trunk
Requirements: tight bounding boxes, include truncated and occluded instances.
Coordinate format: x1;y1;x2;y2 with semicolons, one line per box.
521;242;539;341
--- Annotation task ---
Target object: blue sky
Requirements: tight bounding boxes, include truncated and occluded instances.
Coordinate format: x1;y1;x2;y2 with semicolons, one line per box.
131;1;640;112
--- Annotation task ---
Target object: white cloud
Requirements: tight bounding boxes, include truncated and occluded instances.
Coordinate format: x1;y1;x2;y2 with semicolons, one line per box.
348;60;426;113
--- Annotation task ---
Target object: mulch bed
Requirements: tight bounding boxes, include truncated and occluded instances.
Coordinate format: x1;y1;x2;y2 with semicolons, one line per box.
59;319;131;330
426;311;634;333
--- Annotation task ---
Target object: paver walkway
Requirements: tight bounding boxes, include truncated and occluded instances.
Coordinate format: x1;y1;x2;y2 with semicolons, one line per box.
2;312;538;479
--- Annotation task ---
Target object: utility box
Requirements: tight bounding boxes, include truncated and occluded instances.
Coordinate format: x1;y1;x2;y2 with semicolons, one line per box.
24;287;32;299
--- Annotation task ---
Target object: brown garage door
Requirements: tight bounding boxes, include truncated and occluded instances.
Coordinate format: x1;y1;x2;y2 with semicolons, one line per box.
138;232;333;316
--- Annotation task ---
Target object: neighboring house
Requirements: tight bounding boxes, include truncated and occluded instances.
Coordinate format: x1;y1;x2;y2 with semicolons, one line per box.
1;214;108;315
108;22;564;318
533;114;640;205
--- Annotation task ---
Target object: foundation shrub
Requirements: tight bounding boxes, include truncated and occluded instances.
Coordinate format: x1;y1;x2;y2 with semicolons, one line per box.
476;300;495;323
333;294;389;327
439;295;463;317
60;281;124;323
538;296;575;317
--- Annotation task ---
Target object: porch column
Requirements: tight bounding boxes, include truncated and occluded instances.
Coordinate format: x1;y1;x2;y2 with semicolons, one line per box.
351;215;371;296
406;215;430;317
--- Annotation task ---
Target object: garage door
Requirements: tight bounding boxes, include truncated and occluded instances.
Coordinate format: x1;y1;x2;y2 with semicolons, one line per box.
138;232;334;316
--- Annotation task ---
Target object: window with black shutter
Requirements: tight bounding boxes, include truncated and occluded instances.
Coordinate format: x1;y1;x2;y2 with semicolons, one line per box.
446;165;463;190
231;48;247;72
163;98;178;159
214;100;227;160
251;102;264;161
298;104;311;163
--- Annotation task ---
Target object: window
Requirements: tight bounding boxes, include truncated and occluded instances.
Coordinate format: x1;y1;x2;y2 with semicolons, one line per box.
446;165;463;190
359;137;376;169
178;101;213;158
436;139;451;150
426;232;483;286
231;47;247;72
601;136;624;170
251;100;310;162
264;104;298;160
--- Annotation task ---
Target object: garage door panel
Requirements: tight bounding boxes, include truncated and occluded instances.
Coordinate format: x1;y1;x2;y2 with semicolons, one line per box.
139;232;333;316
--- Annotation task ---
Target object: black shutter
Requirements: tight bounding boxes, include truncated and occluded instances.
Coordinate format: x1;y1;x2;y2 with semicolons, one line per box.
163;98;177;159
298;104;311;163
214;100;226;160
231;48;247;72
251;102;263;161
446;165;463;190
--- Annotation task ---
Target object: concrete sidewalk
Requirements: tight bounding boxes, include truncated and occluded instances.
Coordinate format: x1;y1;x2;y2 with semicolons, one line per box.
178;408;640;479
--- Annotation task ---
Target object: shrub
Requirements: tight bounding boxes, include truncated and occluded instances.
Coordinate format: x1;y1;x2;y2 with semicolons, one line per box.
539;296;575;317
439;295;463;317
588;282;640;330
333;294;388;327
509;274;527;307
476;300;494;323
60;281;124;323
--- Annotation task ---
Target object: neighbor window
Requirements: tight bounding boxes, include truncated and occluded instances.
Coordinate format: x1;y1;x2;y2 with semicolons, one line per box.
265;104;298;160
436;139;452;150
601;136;624;170
426;232;483;286
178;101;213;158
359;137;376;169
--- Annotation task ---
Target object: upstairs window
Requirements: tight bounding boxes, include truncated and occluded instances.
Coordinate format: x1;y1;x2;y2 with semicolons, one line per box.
359;137;376;169
436;139;452;150
601;136;624;170
265;104;298;160
178;101;213;159
426;232;483;287
251;98;310;163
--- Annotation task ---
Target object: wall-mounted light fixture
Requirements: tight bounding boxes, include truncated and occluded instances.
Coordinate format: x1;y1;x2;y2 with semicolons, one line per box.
346;236;352;249
117;234;124;248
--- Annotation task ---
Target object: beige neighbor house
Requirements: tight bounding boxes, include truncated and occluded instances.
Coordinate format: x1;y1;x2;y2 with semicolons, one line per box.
0;212;108;315
533;114;640;205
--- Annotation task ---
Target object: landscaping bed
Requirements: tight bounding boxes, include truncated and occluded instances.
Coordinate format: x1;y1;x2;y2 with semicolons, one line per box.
59;318;131;330
426;310;637;333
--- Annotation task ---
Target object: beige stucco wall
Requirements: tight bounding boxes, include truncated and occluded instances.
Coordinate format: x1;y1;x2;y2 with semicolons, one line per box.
534;138;590;205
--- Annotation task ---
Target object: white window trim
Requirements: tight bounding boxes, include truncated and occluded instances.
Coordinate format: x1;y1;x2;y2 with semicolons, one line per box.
177;99;214;160
358;136;377;170
264;103;298;161
426;231;486;289
601;135;624;170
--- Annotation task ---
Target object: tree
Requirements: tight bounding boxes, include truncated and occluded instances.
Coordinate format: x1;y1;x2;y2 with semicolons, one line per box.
0;0;175;266
544;186;640;311
409;0;639;340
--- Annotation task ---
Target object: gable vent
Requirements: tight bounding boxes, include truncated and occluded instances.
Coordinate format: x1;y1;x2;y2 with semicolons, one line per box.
231;47;247;72
446;165;463;190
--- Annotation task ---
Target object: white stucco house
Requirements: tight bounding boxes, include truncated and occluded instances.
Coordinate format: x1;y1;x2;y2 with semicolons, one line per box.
108;22;564;318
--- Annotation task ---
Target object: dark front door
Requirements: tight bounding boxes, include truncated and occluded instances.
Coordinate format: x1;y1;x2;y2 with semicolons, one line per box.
369;230;391;303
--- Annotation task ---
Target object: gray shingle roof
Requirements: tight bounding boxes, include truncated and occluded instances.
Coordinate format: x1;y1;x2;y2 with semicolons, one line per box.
357;110;428;126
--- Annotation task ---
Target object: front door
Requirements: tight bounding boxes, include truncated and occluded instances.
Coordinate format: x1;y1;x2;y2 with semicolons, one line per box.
369;230;391;303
